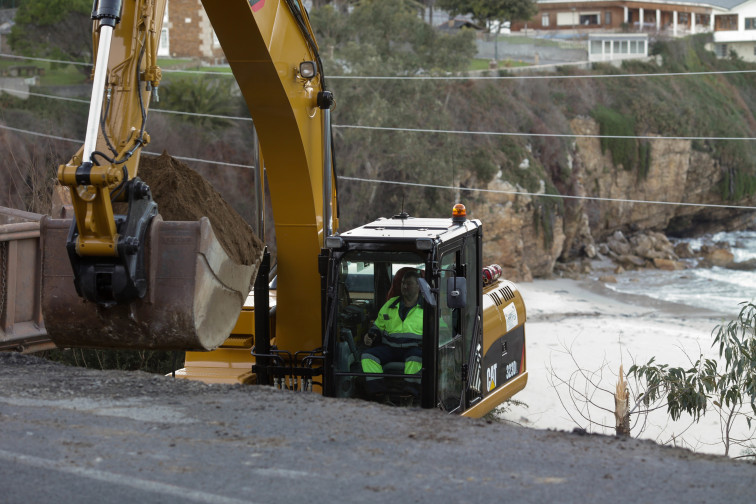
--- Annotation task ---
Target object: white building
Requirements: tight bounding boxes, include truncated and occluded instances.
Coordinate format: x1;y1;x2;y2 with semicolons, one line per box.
588;33;649;61
711;0;756;60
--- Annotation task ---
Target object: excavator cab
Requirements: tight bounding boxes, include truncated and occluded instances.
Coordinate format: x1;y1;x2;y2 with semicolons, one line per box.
321;211;490;413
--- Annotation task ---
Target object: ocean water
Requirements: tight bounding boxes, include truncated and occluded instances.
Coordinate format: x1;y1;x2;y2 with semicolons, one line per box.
604;230;756;317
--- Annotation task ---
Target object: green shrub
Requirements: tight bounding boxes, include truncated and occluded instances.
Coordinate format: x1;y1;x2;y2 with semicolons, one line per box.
591;105;637;170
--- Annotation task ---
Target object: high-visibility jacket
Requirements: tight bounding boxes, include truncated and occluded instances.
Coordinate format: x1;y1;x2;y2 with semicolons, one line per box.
374;296;423;348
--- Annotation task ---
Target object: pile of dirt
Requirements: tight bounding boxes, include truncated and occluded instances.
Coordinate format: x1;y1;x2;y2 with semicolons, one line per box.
136;152;263;266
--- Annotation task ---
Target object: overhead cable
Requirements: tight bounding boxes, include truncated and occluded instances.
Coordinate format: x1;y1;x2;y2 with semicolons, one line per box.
326;69;756;80
2;87;753;142
0;124;254;169
333;124;756;141
1;123;752;211
0;87;251;122
2;52;755;81
339;176;756;211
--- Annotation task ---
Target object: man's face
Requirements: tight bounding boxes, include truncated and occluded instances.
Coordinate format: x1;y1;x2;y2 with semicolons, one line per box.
401;275;420;302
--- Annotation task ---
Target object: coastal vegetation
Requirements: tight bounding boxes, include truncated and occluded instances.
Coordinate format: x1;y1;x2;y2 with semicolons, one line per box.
630;302;756;458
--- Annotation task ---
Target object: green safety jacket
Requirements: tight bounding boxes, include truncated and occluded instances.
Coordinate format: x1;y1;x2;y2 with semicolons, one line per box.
374;296;423;348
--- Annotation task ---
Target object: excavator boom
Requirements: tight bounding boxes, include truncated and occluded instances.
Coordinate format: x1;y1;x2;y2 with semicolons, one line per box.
41;0;329;349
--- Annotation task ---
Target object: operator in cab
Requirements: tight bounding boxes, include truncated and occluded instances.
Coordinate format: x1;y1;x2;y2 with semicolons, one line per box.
361;269;423;403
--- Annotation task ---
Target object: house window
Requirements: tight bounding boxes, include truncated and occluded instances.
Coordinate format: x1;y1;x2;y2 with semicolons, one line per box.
605;12;611;25
580;14;599;25
716;44;728;57
542;13;550;27
745;18;756;30
716;15;738;31
591;40;602;55
158;28;169;57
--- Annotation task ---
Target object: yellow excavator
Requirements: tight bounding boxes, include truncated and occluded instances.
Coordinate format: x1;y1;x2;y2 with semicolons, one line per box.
35;0;527;416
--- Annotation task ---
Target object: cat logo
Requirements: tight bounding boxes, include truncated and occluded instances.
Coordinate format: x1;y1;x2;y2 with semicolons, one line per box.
486;363;497;391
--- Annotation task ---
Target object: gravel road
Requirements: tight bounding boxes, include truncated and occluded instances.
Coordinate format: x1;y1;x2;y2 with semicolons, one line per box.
0;353;753;503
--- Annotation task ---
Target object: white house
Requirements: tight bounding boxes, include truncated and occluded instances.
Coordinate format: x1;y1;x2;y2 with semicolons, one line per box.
710;0;756;60
588;33;649;61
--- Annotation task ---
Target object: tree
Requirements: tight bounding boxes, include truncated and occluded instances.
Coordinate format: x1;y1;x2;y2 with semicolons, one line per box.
437;0;536;30
314;0;475;76
8;0;92;67
545;301;756;457
309;0;478;226
157;75;243;131
437;0;537;59
630;302;756;457
547;311;756;458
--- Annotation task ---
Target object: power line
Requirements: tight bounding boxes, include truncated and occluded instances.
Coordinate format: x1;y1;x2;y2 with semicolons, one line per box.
3;52;756;81
0;123;80;144
0;124;255;169
339;176;756;211
327;69;756;81
334;124;756;142
0;53;232;76
0;88;90;104
1;123;752;212
0;87;250;122
153;107;252;122
2;86;754;142
0;54;89;66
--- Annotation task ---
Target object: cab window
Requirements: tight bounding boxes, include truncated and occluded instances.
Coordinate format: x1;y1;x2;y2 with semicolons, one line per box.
332;251;426;404
437;251;464;411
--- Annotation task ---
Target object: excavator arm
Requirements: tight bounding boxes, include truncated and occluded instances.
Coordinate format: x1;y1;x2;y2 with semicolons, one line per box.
57;0;165;306
42;0;337;351
202;0;337;354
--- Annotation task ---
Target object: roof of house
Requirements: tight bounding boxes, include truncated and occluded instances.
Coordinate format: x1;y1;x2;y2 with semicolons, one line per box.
536;0;749;10
695;0;750;8
437;18;484;31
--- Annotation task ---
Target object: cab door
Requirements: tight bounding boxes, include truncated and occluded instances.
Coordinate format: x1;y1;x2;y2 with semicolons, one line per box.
436;234;480;413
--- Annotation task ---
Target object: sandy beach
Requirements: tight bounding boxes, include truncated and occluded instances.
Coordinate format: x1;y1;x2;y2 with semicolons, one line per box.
501;276;754;458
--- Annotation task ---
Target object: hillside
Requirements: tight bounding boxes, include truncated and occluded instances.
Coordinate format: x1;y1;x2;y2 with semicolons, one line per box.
1;34;755;280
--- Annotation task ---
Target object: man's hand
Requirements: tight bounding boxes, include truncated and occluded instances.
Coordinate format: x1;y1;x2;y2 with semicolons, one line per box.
364;327;382;346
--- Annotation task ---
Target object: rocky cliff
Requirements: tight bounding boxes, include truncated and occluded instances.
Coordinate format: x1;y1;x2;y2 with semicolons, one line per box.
476;117;756;281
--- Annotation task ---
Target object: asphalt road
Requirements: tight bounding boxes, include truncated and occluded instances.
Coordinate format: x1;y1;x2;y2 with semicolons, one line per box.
0;353;753;503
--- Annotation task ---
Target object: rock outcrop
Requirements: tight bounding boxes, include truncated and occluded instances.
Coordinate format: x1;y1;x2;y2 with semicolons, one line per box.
479;117;755;281
475;179;565;282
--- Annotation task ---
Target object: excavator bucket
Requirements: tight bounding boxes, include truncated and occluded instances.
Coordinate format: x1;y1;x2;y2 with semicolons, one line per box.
40;215;260;351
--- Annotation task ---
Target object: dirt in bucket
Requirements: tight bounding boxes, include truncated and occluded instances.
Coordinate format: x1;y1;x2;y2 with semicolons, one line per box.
135;152;263;266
